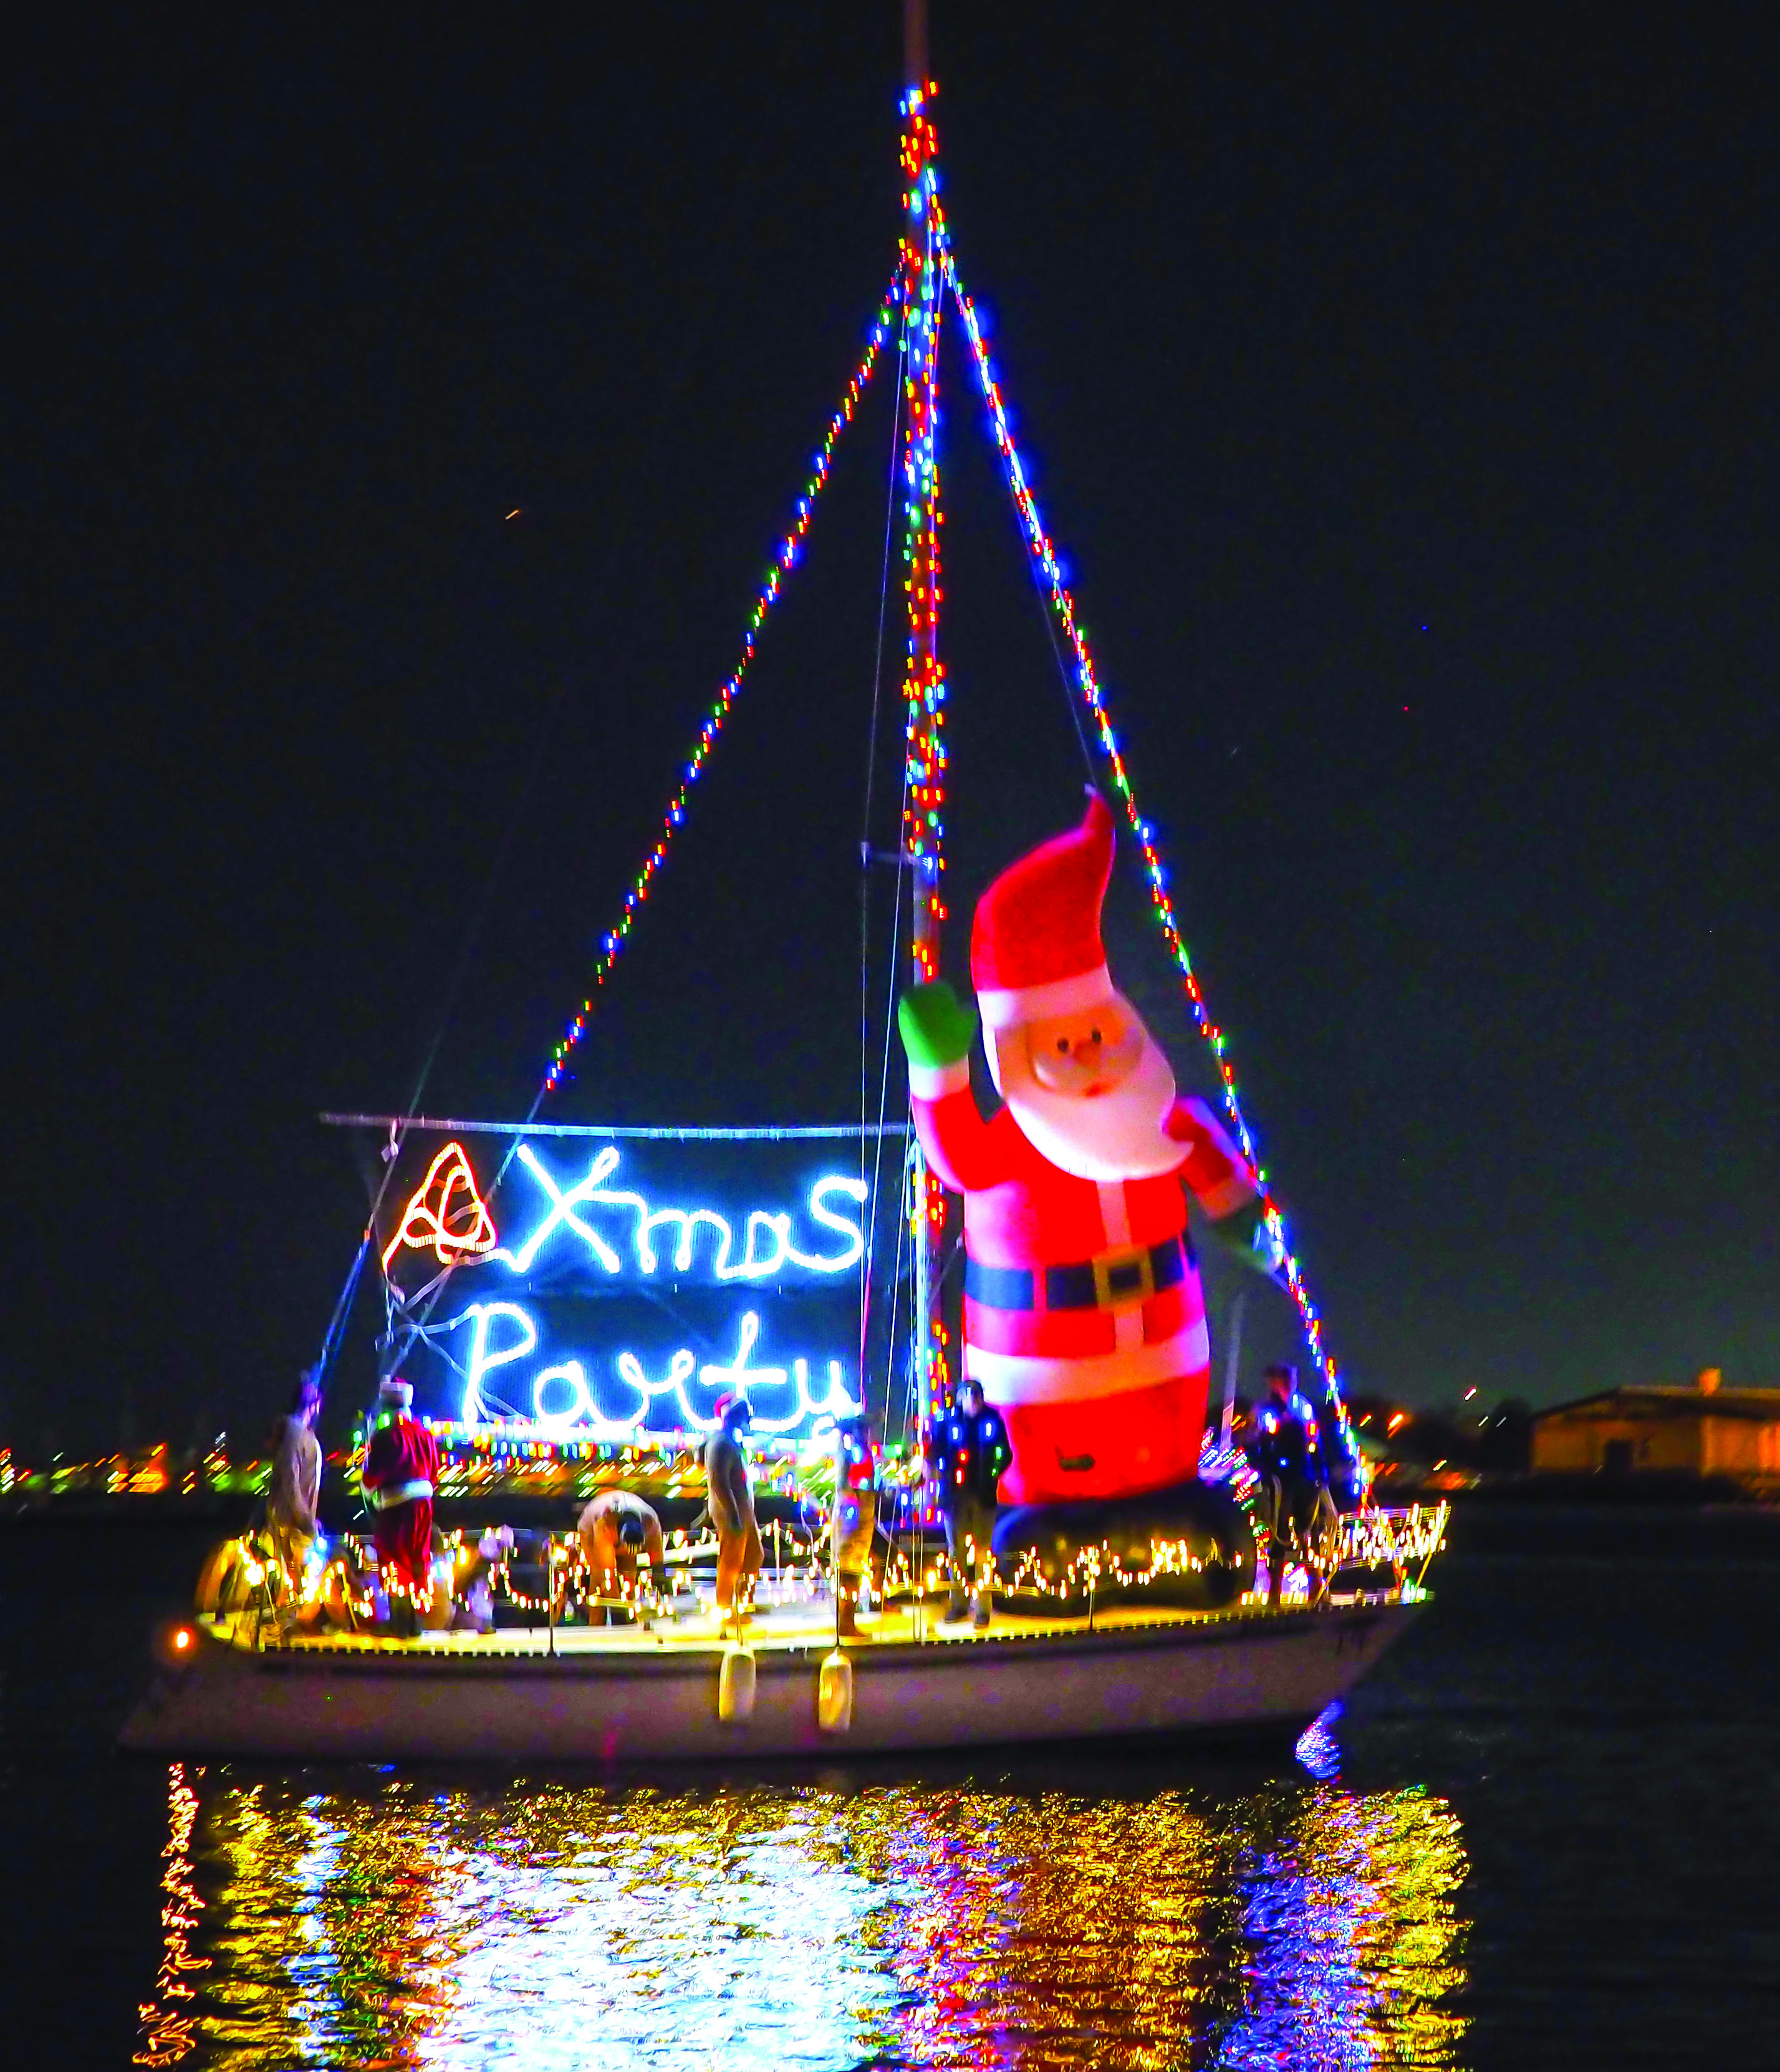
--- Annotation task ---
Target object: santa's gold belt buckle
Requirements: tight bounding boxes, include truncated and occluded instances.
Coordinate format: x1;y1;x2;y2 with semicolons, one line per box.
1091;1247;1154;1310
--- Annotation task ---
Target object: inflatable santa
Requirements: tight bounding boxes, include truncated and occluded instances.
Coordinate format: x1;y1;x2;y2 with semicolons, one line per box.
900;792;1276;1505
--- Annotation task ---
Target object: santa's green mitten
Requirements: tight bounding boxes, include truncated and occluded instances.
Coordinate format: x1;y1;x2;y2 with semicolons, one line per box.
897;980;977;1072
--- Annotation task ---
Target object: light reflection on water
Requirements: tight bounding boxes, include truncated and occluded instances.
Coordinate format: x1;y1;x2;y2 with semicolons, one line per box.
137;1724;1468;2071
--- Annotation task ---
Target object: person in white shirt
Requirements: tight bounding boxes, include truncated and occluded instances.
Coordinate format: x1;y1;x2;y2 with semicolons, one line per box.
267;1369;324;1580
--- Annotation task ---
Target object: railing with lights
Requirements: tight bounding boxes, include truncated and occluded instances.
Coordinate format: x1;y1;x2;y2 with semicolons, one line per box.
194;1476;1446;1652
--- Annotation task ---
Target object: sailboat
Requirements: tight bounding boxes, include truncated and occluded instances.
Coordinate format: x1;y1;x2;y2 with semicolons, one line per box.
123;6;1445;1764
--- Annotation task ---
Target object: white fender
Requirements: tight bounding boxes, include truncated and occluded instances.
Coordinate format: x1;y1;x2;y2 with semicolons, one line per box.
718;1643;757;1722
817;1648;854;1734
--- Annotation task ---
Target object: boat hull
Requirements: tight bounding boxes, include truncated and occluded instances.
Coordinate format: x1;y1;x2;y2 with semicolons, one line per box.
120;1601;1419;1762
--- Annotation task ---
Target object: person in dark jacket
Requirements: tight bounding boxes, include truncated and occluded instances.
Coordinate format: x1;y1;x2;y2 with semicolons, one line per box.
705;1393;761;1619
925;1379;1011;1628
1299;1370;1364;1513
1248;1363;1332;1604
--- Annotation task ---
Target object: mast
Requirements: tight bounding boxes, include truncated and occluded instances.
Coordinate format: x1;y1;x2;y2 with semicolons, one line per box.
903;0;928;86
900;2;947;1442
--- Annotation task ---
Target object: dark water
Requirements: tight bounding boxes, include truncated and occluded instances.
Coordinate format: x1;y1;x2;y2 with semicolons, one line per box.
4;1508;1778;2068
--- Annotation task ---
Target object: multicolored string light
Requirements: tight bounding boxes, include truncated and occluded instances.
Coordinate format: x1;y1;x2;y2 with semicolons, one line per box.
900;82;950;1428
936;213;1355;1453
541;277;903;1093
900;83;946;978
523;86;1354;1460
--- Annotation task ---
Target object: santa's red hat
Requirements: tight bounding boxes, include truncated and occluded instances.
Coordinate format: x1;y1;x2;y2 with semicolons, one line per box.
971;791;1116;1032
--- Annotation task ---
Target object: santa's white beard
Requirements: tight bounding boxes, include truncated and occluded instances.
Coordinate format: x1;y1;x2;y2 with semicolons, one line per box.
998;1025;1183;1181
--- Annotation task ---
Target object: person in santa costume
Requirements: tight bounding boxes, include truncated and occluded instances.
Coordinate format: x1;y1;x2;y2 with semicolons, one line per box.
898;791;1279;1507
360;1376;442;1624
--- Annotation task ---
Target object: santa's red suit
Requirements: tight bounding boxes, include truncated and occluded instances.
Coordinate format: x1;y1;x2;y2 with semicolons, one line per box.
908;795;1261;1505
362;1389;441;1595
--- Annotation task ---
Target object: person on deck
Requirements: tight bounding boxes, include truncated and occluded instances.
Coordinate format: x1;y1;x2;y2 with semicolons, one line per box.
577;1489;669;1618
1248;1363;1334;1604
267;1369;324;1581
1301;1369;1364;1513
705;1393;762;1620
360;1376;441;1631
925;1378;1011;1628
446;1524;515;1633
829;1413;880;1639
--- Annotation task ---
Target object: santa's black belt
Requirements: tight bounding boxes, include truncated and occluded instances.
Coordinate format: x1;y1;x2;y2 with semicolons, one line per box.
965;1235;1191;1313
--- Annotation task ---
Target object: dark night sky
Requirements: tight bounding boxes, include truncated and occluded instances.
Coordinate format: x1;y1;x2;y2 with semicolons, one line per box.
5;4;1775;1456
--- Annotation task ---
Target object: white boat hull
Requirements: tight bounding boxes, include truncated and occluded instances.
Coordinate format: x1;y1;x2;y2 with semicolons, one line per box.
120;1601;1420;1762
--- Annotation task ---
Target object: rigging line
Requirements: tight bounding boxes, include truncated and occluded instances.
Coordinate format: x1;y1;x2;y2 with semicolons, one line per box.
382;274;906;1381
535;272;904;1104
321;316;721;1395
936;230;1354;1446
859;648;919;1406
860;290;911;865
367;647;590;1299
332;635;627;1389
860;282;911;1324
326;1114;907;1140
857;807;910;1397
936;281;1094;786
312;1233;373;1389
1029;531;1099;780
378;1308;475;1388
882;1131;915;1437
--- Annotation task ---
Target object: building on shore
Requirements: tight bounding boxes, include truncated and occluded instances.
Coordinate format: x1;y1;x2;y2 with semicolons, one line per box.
1531;1369;1780;1484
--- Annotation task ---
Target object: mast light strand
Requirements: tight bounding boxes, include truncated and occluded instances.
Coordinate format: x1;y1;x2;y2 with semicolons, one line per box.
937;213;1354;1449
900;81;950;1429
516;100;1352;1457
541;277;903;1094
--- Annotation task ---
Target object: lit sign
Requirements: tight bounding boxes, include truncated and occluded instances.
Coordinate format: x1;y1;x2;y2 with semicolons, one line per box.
384;1139;878;1445
457;1302;862;1438
496;1145;867;1282
382;1142;499;1273
386;1143;868;1288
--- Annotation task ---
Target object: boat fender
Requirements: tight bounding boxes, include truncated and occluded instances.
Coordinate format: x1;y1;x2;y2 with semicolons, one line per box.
718;1642;757;1723
817;1648;854;1734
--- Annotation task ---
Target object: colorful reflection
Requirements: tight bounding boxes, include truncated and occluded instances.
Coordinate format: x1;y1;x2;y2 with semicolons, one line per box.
137;1737;1468;2070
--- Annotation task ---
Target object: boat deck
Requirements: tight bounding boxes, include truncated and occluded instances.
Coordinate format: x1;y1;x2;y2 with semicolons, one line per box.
206;1587;1400;1661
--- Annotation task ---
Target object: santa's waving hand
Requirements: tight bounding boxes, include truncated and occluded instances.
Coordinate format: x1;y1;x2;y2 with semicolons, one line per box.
900;792;1279;1507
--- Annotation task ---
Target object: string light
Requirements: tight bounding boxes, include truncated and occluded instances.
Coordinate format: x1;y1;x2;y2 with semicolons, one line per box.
900;82;946;983
935;214;1357;1465
998;1535;1221;1604
1331;1501;1448;1575
541;277;903;1093
901;82;951;1427
195;1488;1438;1652
426;90;1352;1470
